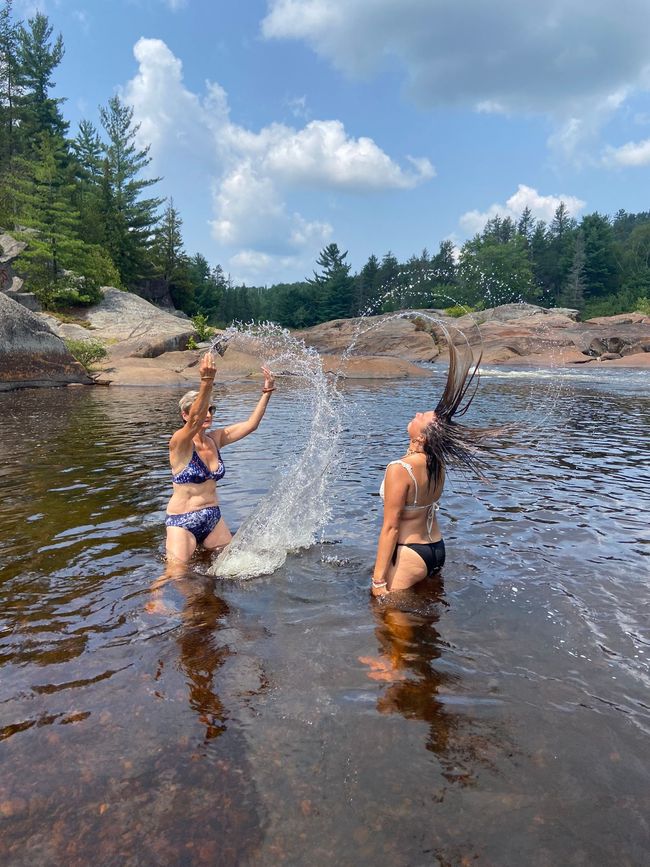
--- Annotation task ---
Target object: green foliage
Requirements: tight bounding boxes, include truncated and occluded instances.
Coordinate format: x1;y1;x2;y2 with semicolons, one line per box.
635;297;650;315
186;335;198;350
191;312;214;341
64;338;107;369
445;304;473;317
458;233;534;306
582;288;647;320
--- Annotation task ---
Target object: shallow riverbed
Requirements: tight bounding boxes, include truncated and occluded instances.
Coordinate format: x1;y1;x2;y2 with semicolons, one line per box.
1;366;648;866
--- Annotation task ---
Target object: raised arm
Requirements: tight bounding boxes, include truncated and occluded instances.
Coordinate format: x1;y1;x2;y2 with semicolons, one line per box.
213;366;276;447
372;464;409;595
170;352;217;452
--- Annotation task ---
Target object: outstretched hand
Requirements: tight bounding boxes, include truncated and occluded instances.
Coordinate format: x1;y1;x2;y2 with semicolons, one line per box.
199;351;217;381
261;365;275;391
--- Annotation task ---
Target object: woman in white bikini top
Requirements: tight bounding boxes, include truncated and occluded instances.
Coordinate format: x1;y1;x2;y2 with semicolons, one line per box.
372;340;504;595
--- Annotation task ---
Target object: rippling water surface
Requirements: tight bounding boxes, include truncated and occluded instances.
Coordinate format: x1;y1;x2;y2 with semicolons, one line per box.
1;367;649;866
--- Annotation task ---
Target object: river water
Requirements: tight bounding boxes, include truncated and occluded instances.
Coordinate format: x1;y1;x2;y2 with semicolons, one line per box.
0;366;648;866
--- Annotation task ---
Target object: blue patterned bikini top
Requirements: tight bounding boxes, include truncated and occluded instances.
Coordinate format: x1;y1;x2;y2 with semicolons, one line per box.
172;447;225;485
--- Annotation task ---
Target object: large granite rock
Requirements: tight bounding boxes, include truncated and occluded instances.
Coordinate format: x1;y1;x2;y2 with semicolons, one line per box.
75;287;196;357
296;305;650;368
296;314;440;361
0;292;92;390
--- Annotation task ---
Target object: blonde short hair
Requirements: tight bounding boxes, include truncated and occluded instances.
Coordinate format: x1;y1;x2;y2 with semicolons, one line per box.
179;390;200;414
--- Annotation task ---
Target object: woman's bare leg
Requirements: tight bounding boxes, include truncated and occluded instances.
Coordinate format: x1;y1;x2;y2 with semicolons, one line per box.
166;526;198;563
385;545;428;592
203;517;232;553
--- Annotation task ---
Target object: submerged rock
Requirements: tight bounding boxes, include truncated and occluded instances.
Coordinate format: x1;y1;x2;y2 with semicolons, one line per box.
0;293;92;390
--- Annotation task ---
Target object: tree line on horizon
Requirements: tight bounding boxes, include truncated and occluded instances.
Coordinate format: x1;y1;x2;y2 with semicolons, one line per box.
1;2;649;329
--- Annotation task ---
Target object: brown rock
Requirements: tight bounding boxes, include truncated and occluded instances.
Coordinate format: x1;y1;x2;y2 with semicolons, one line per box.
598;352;622;361
321;354;432;378
296;314;439;361
0;292;92;390
620;340;650;356
586;312;650;326
597;351;650;367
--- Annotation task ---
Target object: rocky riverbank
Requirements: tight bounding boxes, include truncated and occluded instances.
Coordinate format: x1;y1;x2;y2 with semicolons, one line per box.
1;227;649;390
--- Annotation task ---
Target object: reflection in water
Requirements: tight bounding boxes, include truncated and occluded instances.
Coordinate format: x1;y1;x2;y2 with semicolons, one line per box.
150;566;235;742
362;581;499;787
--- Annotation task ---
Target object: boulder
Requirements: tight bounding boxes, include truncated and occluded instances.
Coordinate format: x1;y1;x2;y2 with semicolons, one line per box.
597;351;650;367
3;290;40;311
570;321;650;357
621;340;650;356
0;232;28;298
598;352;622;361
586;312;650;326
0;292;92;390
296;314;439;361
0;232;27;264
38;313;98;342
321;354;431;378
453;303;579;327
76;287;196;357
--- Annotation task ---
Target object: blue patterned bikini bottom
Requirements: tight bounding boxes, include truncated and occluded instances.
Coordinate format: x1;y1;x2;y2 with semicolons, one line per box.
165;506;222;544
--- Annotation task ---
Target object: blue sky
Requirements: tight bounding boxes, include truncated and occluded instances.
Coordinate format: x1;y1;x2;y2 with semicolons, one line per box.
14;0;650;285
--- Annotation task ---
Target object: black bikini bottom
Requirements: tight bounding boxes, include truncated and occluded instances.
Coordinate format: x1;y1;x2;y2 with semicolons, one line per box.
392;539;445;577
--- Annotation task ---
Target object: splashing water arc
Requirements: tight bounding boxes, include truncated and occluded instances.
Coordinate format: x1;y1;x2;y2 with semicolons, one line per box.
210;323;343;580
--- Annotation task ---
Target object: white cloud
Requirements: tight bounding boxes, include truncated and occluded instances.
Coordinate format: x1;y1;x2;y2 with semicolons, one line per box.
123;38;205;156
263;0;650;153
258;120;434;191
459;185;586;235
122;37;432;282
603;138;650;167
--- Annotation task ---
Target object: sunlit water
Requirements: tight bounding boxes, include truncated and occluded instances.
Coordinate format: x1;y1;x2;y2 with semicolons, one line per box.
0;366;649;866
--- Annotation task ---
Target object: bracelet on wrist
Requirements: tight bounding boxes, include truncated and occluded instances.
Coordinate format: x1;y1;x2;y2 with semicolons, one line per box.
200;375;215;381
372;579;387;588
262;387;275;393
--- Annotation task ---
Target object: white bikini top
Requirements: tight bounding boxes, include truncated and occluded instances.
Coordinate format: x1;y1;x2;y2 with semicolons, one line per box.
379;459;440;537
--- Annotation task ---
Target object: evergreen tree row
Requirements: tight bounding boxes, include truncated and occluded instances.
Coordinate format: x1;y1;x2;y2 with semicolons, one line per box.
1;1;648;326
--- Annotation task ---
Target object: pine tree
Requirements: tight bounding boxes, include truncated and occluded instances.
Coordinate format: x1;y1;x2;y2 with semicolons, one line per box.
546;203;577;303
13;132;118;304
377;251;400;310
517;206;536;246
581;213;619;300
16;12;68;148
307;243;354;320
98;94;163;287
0;0;21;164
72;119;103;185
71;119;105;245
431;239;457;288
563;229;586;309
151;199;193;311
354;253;380;315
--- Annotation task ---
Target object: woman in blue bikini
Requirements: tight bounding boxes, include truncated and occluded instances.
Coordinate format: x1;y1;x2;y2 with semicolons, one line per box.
165;351;275;563
372;340;502;595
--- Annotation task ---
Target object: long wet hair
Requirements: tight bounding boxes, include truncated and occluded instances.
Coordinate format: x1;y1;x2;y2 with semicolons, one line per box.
422;339;505;489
